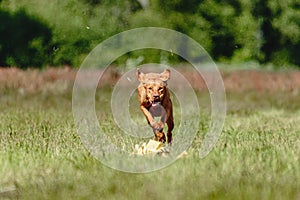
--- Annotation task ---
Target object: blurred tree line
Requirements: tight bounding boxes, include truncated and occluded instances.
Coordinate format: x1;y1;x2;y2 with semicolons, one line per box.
0;0;299;68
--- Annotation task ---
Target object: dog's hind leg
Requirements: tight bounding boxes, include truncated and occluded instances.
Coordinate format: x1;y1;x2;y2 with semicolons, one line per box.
166;115;174;144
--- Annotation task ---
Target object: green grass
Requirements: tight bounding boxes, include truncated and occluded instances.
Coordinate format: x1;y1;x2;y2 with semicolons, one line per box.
0;88;300;199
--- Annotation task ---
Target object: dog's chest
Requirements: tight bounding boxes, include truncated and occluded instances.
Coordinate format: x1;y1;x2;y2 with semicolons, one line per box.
149;105;164;117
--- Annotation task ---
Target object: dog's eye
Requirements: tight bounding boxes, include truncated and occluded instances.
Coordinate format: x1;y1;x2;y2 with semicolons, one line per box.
159;87;163;91
148;87;152;90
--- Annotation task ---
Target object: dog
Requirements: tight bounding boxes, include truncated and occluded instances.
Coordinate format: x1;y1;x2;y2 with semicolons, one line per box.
136;68;174;143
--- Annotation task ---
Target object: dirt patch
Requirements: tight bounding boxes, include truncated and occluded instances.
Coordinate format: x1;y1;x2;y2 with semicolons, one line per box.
221;70;300;93
0;67;76;94
0;67;299;94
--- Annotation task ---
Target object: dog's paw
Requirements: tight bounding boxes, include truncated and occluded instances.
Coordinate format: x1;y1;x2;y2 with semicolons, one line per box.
151;121;164;132
156;121;164;132
154;131;166;143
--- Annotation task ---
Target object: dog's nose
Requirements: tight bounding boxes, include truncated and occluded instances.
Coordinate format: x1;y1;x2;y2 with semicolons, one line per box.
153;94;159;99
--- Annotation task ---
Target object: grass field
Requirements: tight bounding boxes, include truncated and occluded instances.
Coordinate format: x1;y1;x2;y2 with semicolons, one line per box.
0;68;300;199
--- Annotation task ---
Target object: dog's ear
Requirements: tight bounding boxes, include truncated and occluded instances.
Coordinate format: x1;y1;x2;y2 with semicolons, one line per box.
160;69;170;82
136;68;145;82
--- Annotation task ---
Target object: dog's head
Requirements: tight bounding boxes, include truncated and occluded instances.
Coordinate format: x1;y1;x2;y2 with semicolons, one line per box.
136;68;170;106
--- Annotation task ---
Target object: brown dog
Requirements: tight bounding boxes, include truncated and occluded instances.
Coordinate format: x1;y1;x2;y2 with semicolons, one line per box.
136;68;174;143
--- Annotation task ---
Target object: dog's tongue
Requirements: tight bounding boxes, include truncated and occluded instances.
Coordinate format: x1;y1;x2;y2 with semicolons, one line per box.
152;101;160;106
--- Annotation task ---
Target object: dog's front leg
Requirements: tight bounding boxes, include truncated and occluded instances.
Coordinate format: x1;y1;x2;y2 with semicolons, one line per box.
157;108;167;132
155;109;167;142
140;105;165;141
140;105;157;128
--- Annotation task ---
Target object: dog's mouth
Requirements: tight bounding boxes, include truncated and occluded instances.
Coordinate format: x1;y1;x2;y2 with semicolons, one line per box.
152;100;161;107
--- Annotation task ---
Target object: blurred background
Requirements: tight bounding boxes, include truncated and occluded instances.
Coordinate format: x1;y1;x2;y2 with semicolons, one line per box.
0;0;299;69
1;1;300;199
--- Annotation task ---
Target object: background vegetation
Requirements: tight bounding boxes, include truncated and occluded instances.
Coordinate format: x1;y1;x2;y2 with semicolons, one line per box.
0;0;299;68
1;1;299;199
1;76;300;199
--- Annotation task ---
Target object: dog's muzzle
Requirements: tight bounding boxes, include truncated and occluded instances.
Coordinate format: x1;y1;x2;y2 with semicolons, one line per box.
152;101;161;107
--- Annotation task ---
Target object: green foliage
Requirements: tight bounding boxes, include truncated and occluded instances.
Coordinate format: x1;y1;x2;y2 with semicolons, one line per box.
0;9;52;68
198;0;238;60
231;1;260;62
252;0;300;66
0;0;299;68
